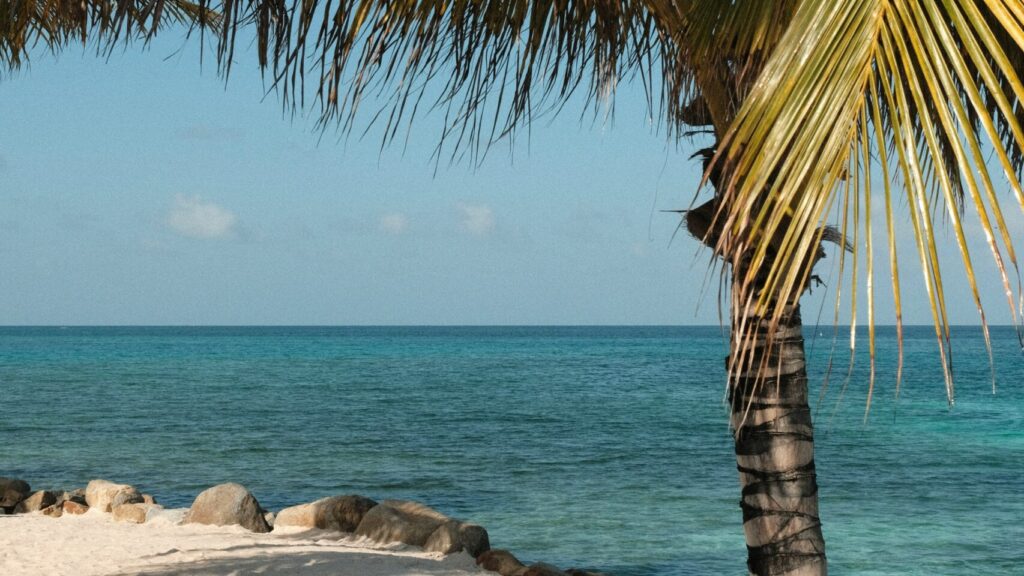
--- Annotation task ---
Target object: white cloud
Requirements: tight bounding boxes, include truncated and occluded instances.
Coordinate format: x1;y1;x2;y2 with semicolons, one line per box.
167;194;237;239
457;203;495;236
380;212;409;235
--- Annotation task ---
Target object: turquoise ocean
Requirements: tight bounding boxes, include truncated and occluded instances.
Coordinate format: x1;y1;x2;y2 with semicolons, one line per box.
2;326;1022;575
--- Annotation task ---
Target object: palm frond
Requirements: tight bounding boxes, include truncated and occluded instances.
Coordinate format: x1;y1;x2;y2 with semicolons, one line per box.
196;1;672;161
175;1;807;157
0;1;219;72
717;0;1024;408
648;1;799;135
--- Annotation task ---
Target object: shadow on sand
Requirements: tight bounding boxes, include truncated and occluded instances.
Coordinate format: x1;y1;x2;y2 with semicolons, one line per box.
118;547;477;576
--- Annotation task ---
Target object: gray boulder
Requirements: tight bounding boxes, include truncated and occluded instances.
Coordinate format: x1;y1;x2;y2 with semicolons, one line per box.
184;483;270;533
424;520;491;557
276;495;377;532
85;480;143;513
355;500;450;547
0;477;31;510
477;549;527;576
14;490;57;514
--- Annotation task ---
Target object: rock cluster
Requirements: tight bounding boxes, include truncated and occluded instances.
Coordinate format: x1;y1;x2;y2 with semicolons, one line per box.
274;495;492;559
0;476;158;520
0;476;606;575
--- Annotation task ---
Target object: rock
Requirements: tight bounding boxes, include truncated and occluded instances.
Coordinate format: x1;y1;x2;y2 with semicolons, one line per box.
85;480;143;513
184;483;270;533
0;477;31;509
55;489;86;506
142;494;158;505
355;500;452;547
523;563;568;576
477;549;527;576
41;504;63;518
423;521;460;554
457;522;490;556
14;491;57;514
276;495;378;532
112;490;145;508
566;570;607;576
424;520;491;557
112;503;162;524
52;490;86;511
264;511;276;528
62;500;89;515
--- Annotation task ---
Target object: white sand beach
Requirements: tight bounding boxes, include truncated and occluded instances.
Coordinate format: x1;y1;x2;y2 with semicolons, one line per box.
0;509;486;576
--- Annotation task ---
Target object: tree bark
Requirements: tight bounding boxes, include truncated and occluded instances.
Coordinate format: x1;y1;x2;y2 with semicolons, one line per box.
729;303;827;576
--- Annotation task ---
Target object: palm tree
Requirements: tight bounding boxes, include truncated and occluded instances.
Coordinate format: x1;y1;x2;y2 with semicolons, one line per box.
5;2;1024;575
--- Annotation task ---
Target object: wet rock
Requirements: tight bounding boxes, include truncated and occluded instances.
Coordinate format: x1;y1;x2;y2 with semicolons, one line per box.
523;563;568;576
14;491;57;514
424;520;491;557
62;500;89;515
0;477;31;510
85;480;143;513
184;483;270;533
112;503;162;524
477;549;528;576
355;500;451;547
276;495;378;532
566;570;608;576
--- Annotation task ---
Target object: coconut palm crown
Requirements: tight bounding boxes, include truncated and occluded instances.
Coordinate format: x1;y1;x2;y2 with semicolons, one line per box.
4;1;1024;575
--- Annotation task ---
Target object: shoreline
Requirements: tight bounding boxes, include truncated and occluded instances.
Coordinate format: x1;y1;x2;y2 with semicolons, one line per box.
0;477;603;576
0;509;485;576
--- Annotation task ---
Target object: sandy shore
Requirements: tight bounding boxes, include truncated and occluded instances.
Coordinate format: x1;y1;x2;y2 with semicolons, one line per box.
0;508;486;575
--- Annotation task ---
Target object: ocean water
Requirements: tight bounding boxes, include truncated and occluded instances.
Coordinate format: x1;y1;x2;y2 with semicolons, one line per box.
1;325;1021;575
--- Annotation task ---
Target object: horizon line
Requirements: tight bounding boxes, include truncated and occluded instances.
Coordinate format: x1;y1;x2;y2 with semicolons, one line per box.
0;324;1016;328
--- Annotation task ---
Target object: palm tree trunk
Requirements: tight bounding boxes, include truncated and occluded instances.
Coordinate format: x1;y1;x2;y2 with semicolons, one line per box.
728;303;827;576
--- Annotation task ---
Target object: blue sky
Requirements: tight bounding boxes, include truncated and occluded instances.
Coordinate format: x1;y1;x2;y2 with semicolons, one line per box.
0;31;1016;325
